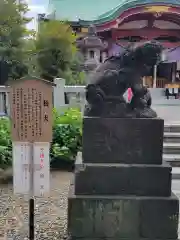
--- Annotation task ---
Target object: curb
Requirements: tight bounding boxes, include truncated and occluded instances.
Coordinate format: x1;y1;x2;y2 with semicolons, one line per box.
172;174;180;180
172;168;180;180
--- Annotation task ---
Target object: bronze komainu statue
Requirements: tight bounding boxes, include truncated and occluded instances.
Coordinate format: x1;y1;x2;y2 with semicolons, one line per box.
84;41;163;118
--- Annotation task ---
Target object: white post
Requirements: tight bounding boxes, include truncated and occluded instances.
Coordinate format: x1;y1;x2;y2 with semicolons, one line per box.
0;93;4;114
142;77;146;86
5;92;10;115
153;65;157;88
53;78;65;109
79;93;85;113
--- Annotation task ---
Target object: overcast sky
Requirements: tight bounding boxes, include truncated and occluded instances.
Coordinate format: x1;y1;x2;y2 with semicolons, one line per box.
26;0;48;30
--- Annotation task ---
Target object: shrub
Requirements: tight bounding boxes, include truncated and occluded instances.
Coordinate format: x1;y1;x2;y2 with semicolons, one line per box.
0;117;12;169
50;108;82;168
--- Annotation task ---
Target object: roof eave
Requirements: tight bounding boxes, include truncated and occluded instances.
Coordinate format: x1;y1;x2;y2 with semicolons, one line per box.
79;1;180;26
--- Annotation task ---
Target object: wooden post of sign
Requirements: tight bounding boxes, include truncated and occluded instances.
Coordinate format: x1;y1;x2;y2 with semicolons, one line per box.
29;142;34;240
8;75;55;240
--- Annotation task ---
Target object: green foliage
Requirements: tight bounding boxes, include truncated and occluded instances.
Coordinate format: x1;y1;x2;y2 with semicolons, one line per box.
0;108;83;169
0;117;12;169
33;20;86;84
0;0;33;80
63;68;86;85
51;108;82;163
53;108;82;127
23;38;40;76
65;52;86;85
35;20;77;82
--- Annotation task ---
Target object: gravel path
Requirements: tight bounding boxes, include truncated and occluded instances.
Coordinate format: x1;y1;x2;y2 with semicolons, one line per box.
0;171;72;240
0;171;180;240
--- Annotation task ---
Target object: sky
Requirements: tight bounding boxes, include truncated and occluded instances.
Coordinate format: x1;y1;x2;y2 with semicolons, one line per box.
26;0;48;30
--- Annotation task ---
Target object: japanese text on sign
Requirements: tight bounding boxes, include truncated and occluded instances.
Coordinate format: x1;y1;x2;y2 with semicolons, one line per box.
10;79;53;142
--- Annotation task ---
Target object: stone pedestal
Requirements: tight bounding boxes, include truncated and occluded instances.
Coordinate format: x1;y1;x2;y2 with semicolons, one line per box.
68;117;179;240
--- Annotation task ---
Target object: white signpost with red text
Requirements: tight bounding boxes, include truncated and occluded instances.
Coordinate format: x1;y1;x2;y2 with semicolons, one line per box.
12;142;50;197
9;76;54;239
33;142;50;197
12;142;31;194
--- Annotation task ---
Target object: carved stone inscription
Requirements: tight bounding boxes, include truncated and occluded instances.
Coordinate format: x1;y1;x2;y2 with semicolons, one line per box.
83;119;142;162
82;118;163;164
10;79;53;142
72;199;139;238
93;121;142;158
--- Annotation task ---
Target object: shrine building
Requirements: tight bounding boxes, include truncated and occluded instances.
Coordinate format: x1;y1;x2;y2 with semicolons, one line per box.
39;0;180;89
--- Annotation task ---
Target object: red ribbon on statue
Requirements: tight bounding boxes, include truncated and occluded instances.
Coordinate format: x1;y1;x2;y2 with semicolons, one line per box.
127;88;132;102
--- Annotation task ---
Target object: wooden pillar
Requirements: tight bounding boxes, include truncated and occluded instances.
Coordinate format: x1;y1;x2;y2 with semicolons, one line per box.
153;65;157;88
172;62;177;83
142;77;146;86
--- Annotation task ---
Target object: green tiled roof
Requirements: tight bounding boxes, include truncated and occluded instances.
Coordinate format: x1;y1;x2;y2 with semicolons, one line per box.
48;0;180;25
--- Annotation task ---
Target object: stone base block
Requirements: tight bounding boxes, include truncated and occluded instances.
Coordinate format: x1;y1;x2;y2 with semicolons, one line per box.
75;161;172;196
68;184;179;240
82;117;164;164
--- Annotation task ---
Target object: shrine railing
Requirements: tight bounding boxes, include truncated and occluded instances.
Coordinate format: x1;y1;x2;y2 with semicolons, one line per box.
156;78;167;88
143;77;167;88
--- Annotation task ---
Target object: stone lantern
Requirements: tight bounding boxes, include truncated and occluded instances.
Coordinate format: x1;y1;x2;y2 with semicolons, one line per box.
77;25;106;74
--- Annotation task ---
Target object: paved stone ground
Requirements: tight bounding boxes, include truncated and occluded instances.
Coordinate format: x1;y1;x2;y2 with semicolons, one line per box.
0;171;180;240
152;104;180;122
0;171;71;240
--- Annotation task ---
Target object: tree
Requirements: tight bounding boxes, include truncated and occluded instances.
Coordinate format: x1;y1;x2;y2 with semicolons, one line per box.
35;20;78;82
0;0;32;80
63;52;86;85
23;38;39;76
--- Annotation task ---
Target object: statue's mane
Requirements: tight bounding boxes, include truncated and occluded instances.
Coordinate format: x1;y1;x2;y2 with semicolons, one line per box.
104;41;163;69
105;49;140;69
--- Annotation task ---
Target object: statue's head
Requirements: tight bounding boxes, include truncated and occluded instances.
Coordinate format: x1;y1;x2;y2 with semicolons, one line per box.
132;41;163;68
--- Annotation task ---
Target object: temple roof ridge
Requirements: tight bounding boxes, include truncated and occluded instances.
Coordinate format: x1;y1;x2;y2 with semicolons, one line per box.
87;0;180;25
48;0;180;25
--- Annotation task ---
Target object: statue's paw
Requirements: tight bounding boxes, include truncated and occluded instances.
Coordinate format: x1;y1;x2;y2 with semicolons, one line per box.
136;107;157;118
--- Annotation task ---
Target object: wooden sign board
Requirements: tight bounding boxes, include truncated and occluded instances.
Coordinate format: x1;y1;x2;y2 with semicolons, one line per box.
9;76;54;142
